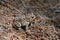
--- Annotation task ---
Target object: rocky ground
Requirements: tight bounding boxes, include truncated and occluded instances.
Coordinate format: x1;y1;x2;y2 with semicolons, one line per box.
0;0;60;40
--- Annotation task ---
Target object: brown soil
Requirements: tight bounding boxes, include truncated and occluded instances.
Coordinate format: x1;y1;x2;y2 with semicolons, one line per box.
0;0;60;40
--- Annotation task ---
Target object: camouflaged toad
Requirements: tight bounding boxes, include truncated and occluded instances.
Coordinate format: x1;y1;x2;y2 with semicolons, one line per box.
13;18;31;32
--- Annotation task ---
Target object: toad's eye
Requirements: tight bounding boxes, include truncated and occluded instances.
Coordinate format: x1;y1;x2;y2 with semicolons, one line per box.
21;21;31;31
21;25;26;31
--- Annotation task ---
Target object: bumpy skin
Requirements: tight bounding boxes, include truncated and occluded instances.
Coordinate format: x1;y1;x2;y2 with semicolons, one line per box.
13;18;30;31
13;20;21;30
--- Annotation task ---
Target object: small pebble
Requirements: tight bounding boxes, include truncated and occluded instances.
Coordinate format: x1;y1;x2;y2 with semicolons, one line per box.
54;9;60;13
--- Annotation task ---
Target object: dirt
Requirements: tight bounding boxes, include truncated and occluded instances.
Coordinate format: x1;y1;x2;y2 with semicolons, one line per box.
0;0;60;40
